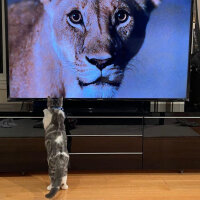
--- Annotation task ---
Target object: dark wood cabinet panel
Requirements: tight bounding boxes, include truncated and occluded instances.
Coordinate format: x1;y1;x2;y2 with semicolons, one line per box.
18;138;47;171
69;154;142;170
0;138;47;172
1;115;200;172
0;138;22;171
0;137;142;172
71;136;142;153
143;137;200;170
71;125;142;136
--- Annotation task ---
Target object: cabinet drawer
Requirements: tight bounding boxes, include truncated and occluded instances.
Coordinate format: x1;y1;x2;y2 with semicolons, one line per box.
71;125;142;136
143;137;200;170
69;154;142;170
71;136;142;153
0;138;22;171
0;138;47;172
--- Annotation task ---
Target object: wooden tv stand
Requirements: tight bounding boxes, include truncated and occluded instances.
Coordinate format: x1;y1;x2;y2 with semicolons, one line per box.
0;112;200;172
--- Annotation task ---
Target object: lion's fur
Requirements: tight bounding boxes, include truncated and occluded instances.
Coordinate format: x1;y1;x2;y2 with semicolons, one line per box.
8;0;160;98
9;0;44;97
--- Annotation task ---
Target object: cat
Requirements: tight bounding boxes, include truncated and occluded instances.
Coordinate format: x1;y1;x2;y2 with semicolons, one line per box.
43;97;69;199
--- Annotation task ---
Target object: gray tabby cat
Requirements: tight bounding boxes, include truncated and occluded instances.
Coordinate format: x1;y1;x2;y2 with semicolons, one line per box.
43;97;69;199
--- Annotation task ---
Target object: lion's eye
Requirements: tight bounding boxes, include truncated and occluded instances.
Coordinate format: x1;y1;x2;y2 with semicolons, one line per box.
115;10;129;24
68;10;83;24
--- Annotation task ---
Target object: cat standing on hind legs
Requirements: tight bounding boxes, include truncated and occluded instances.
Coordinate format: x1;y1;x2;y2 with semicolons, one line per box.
43;97;69;199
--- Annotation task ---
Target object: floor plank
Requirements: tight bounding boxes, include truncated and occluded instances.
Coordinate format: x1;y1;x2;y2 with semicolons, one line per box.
1;172;200;200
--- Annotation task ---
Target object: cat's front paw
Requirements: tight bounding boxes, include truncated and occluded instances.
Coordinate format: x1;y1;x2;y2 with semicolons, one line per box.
47;184;52;191
61;184;68;190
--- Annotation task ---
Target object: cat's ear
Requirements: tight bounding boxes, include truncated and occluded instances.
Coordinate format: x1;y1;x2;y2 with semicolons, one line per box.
47;96;51;109
60;97;63;107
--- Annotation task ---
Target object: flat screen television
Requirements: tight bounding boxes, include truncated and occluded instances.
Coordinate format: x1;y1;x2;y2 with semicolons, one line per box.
5;0;193;100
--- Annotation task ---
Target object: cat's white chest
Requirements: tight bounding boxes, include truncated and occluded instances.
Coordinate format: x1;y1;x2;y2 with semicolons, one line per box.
43;112;52;130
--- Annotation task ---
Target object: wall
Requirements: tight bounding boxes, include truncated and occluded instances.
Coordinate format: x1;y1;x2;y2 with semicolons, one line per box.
0;0;6;104
198;0;200;24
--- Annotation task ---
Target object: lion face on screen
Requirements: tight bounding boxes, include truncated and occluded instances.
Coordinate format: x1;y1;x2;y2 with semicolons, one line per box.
9;0;160;98
40;0;160;98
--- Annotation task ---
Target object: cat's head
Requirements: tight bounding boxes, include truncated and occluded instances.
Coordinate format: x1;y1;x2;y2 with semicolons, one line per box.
43;97;65;130
47;96;63;109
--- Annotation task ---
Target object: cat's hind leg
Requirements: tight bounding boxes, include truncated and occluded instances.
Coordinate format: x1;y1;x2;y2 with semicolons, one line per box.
47;175;53;190
61;176;68;190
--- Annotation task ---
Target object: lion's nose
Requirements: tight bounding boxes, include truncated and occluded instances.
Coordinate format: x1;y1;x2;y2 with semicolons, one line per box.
86;55;113;71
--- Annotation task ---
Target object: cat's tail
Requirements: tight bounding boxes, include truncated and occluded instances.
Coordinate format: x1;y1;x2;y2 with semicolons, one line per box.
45;171;62;199
45;188;59;199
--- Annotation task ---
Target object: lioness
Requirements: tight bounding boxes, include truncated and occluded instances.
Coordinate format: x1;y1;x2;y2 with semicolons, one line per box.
8;0;160;98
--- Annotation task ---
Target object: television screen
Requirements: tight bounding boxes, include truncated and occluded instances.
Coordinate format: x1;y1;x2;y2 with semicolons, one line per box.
6;0;192;99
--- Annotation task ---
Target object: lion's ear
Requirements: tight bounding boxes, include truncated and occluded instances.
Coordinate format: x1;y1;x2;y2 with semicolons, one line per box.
40;0;54;14
135;0;161;13
40;0;51;5
150;0;161;7
146;0;161;13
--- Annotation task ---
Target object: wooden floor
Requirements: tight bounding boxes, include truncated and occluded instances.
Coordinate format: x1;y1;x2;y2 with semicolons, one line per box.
1;171;200;200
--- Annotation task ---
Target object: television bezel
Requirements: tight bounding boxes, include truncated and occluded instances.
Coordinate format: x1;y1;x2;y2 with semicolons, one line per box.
0;0;3;74
4;0;194;102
